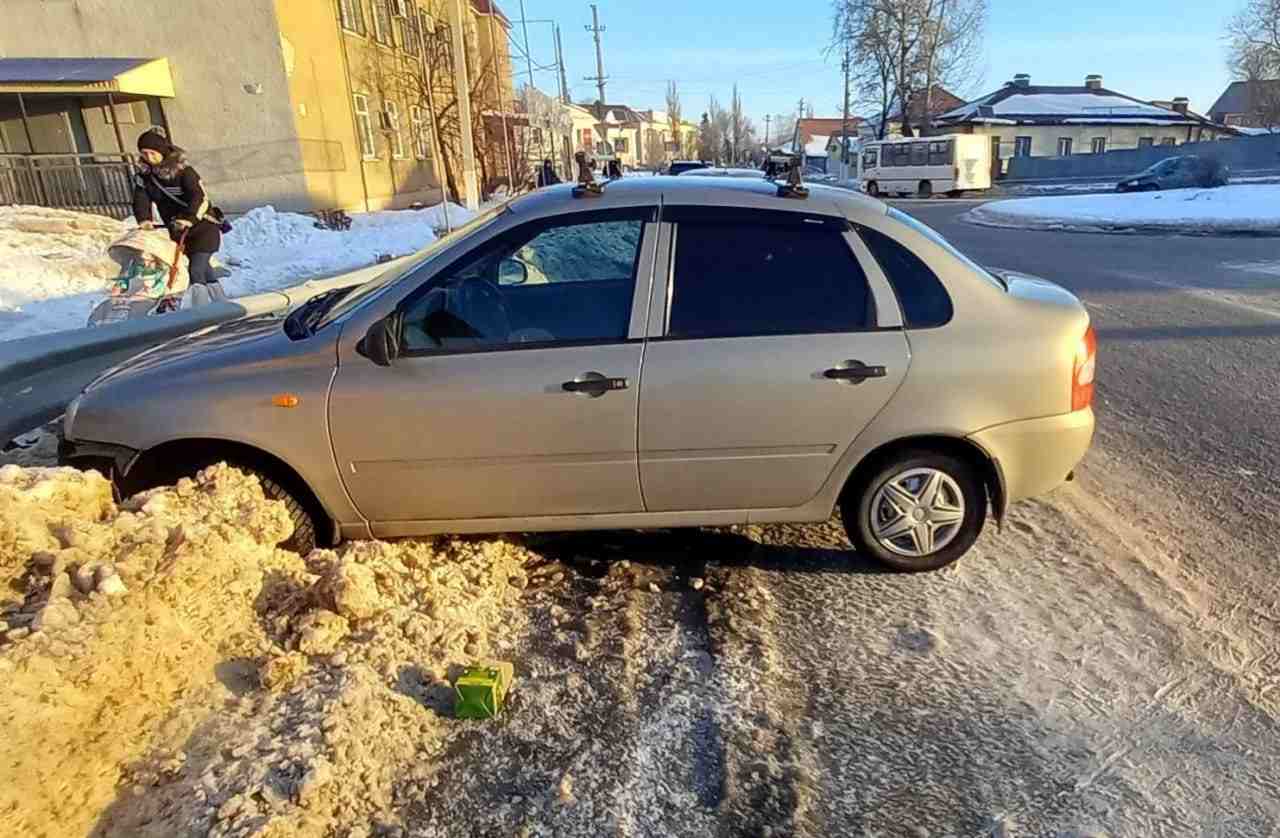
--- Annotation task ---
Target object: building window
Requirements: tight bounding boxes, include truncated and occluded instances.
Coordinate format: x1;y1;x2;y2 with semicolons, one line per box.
339;0;367;35
1091;137;1107;154
371;0;395;46
353;94;376;159
1014;136;1032;157
1161;137;1177;146
411;105;431;159
614;136;628;153
1138;137;1154;148
990;136;1001;161
384;100;404;159
401;9;421;55
1057;137;1072;156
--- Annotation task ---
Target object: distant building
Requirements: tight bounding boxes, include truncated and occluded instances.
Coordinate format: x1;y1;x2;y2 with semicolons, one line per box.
865;85;966;138
935;74;1237;175
786;117;865;172
1207;80;1280;132
0;0;517;215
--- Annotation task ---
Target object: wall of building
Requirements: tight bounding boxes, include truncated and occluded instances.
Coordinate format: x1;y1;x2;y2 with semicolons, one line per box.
965;123;1227;161
1;0;311;213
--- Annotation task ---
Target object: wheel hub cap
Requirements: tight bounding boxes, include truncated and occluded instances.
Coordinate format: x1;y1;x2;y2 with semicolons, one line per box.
870;468;966;558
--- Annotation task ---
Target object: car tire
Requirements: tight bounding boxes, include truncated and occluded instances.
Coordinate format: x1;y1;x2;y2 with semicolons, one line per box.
866;181;880;197
917;180;933;199
841;450;986;572
252;471;320;556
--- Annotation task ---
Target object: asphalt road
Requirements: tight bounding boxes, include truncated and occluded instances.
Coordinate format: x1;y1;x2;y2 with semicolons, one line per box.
408;201;1280;837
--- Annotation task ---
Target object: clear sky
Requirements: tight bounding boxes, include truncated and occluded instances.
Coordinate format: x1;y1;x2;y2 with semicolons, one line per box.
502;0;1237;126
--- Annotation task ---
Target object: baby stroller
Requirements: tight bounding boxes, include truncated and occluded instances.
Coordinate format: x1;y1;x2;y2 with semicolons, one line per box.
87;227;191;327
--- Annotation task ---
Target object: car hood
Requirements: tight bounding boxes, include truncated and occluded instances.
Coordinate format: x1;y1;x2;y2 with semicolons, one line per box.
85;314;287;392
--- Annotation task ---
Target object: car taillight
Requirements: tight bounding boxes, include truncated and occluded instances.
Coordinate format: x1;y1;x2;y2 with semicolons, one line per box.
1072;324;1097;411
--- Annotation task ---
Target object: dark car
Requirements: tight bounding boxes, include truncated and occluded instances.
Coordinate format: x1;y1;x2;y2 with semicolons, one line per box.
1116;155;1230;192
666;160;710;176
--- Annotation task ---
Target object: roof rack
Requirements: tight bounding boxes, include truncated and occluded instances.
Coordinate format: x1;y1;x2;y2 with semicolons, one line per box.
572;151;603;197
763;153;808;199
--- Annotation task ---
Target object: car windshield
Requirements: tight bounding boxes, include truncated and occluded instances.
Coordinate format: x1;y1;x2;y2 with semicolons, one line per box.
311;202;510;330
887;208;1005;289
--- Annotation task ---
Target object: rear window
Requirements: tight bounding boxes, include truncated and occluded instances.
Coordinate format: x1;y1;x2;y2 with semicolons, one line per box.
669;210;874;338
858;225;953;328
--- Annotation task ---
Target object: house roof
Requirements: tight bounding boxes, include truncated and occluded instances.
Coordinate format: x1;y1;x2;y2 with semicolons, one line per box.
470;0;511;28
794;117;863;147
591;102;646;125
0;57;174;97
939;81;1227;129
1208;79;1280;117
891;85;966;123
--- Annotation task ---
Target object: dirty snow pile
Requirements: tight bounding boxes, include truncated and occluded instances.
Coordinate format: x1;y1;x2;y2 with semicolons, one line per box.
0;463;534;837
0;201;473;341
967;184;1280;234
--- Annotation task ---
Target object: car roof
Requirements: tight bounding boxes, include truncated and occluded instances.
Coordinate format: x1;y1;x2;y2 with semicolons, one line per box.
507;177;889;224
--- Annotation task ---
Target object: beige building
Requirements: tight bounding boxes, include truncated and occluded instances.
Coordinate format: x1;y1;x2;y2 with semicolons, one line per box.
934;74;1238;175
567;103;697;171
0;0;516;215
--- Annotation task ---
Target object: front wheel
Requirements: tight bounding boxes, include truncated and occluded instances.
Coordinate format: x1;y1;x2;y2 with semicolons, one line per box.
866;181;880;197
842;451;985;572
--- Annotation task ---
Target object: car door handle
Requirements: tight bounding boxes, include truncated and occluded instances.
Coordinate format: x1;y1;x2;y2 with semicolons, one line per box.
824;361;887;382
562;371;628;397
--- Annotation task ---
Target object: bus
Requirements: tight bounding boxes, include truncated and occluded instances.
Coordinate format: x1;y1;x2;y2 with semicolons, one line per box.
859;134;992;198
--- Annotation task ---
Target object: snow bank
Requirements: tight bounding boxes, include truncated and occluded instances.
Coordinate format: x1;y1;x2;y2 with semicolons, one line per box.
0;463;534;837
0;202;474;340
967;185;1280;235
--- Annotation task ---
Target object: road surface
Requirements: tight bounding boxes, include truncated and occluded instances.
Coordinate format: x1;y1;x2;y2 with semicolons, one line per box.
400;201;1280;837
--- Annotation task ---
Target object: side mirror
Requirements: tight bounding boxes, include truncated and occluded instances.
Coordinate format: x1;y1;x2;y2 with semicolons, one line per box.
361;314;400;367
498;258;529;286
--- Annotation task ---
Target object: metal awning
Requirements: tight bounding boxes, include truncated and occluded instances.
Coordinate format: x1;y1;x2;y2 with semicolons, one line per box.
0;57;174;97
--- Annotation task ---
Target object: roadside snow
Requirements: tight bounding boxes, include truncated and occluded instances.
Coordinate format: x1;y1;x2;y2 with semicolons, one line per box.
0;202;473;341
967;185;1280;234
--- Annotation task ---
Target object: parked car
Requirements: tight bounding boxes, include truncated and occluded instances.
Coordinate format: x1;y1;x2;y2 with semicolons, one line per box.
61;178;1095;572
666;160;710;175
1116;155;1229;192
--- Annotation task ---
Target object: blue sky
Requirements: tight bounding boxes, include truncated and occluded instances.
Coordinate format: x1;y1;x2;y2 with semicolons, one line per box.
506;0;1237;124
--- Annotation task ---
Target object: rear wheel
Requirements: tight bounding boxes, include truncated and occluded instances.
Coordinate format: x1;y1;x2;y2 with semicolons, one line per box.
866;180;880;197
842;451;985;572
917;180;933;199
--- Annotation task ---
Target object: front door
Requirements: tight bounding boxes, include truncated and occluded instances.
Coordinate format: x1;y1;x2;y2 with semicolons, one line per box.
329;206;656;526
639;207;910;512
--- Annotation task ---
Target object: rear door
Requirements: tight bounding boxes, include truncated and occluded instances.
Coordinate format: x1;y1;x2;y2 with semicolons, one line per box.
637;206;911;513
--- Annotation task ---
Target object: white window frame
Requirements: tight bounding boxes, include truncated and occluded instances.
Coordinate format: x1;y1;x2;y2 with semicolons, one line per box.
385;100;405;159
1161;137;1177;146
1137;136;1154;148
1013;136;1032;157
1091;137;1107;154
371;0;394;46
410;104;431;160
353;93;377;160
1057;137;1072;156
339;0;366;35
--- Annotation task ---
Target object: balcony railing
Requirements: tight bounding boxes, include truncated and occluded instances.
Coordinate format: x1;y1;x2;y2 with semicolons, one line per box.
0;153;137;219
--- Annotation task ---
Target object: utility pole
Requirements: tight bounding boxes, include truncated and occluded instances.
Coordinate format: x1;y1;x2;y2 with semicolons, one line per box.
764;114;771;147
555;25;570;105
585;4;608;154
841;38;851;177
447;0;479;210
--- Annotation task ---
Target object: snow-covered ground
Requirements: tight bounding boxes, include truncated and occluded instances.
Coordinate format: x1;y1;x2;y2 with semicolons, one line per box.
968;185;1280;234
0;202;474;341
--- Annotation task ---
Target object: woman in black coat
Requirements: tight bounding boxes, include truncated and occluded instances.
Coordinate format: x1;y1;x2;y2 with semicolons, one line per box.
132;128;226;302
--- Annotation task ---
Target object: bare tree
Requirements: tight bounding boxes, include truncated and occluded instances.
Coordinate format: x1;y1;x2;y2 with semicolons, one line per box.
1226;0;1280;130
730;83;746;163
666;81;683;140
832;0;985;137
699;96;729;163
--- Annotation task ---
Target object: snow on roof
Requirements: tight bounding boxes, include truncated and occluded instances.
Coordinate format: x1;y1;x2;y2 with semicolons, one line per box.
804;135;830;157
992;92;1172;117
940;84;1209;126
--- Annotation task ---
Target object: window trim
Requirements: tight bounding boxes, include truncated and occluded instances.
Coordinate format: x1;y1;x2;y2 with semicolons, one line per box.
410;104;430;160
1014;136;1033;158
339;0;367;36
394;206;658;358
1091;136;1107;154
1137;136;1155;148
353;93;377;160
1057;137;1072;157
371;0;395;46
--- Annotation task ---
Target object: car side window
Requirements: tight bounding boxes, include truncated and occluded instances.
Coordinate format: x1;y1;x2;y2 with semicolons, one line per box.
398;208;651;354
858;225;954;328
667;209;875;339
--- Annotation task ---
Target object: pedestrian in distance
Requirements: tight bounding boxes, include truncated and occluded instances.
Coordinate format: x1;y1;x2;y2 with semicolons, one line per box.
536;159;561;187
132;127;229;306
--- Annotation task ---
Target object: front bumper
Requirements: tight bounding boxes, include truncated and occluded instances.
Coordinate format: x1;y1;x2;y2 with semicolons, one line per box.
968;408;1094;506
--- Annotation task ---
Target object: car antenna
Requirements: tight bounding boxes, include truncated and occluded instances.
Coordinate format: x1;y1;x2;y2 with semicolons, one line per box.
572;151;604;198
764;152;808;199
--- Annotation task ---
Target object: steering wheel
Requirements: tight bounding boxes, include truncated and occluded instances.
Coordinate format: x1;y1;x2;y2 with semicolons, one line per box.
452;275;510;342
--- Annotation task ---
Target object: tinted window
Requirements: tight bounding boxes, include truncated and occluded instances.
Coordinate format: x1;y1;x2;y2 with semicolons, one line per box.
669;214;874;338
910;143;928;165
928;141;952;166
858;225;953;328
399;209;649;353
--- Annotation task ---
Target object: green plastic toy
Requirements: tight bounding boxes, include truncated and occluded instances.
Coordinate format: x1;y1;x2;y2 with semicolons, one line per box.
454;661;514;719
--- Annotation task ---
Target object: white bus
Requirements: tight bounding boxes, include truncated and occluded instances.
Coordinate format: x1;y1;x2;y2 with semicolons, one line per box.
860;134;992;198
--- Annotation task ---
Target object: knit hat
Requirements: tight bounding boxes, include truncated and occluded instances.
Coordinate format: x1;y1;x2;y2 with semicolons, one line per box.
136;128;172;155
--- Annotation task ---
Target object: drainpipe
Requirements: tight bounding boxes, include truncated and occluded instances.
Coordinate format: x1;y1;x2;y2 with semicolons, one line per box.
334;0;371;212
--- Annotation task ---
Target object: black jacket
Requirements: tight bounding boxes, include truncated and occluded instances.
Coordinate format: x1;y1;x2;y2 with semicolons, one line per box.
132;151;221;254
